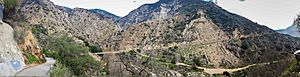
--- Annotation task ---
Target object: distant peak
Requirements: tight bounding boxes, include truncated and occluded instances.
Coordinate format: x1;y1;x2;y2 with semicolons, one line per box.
157;0;213;4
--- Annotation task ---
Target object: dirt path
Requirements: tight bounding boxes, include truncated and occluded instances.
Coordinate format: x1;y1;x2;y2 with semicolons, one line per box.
15;57;56;76
176;60;281;74
98;50;282;75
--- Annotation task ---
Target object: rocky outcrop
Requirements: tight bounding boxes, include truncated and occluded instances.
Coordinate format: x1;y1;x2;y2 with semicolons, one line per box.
117;0;182;29
0;22;26;76
17;29;45;64
18;0;119;50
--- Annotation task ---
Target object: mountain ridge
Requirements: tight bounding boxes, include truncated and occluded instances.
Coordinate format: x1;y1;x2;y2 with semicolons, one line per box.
89;9;120;22
6;0;300;76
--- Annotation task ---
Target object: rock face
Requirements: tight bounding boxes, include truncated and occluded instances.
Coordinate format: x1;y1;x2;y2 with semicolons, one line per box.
18;0;119;49
117;0;181;29
277;14;300;37
0;22;26;76
17;29;45;64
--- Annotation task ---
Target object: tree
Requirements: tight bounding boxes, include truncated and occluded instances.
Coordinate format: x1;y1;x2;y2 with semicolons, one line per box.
45;35;107;76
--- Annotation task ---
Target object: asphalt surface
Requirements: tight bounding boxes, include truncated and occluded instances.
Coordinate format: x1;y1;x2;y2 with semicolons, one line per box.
15;57;56;76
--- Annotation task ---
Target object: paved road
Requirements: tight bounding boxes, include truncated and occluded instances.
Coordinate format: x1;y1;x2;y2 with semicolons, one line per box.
15;57;56;76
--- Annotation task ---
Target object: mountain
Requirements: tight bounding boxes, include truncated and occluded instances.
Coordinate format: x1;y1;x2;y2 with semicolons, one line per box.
89;9;120;22
277;25;300;37
277;15;300;37
16;0;119;49
7;0;300;76
113;0;300;76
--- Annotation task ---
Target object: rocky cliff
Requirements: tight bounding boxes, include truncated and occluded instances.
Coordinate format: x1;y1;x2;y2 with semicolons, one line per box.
18;0;119;50
0;22;26;76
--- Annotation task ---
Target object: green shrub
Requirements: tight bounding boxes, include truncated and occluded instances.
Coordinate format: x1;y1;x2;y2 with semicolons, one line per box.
26;53;38;64
3;0;20;19
45;35;107;76
31;24;48;36
193;57;202;66
89;46;102;53
280;59;300;77
50;62;74;77
3;0;19;8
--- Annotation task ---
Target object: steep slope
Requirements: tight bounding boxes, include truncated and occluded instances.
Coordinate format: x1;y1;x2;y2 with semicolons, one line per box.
10;0;300;76
0;22;26;76
117;0;181;29
17;0;119;50
89;9;120;22
277;15;300;37
112;0;300;76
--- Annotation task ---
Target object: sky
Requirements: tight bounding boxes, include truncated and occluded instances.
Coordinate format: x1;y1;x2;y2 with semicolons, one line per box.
50;0;300;30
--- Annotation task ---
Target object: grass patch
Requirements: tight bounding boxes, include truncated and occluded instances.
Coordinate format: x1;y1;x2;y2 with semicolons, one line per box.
25;53;38;64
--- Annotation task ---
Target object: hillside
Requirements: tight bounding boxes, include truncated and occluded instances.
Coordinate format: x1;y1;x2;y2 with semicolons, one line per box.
4;0;300;76
112;0;300;76
17;0;119;50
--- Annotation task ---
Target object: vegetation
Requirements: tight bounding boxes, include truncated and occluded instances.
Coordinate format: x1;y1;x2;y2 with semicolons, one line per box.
89;46;102;53
50;62;74;77
44;35;107;76
31;24;48;36
3;0;20;18
14;26;28;44
25;53;38;64
280;59;300;77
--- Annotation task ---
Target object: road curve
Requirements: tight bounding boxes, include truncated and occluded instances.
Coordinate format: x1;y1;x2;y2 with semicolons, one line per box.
15;57;56;76
176;60;282;74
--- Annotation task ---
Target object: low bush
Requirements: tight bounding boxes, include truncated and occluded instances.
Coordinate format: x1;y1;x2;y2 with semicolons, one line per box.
44;35;107;76
26;53;38;64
